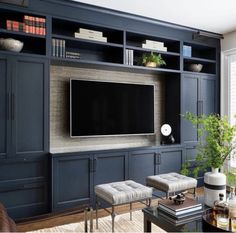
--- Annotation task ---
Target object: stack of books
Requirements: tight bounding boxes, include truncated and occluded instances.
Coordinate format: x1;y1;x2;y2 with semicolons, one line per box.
52;39;65;58
158;197;203;225
6;15;46;35
125;49;134;65
142;40;167;52
74;28;107;42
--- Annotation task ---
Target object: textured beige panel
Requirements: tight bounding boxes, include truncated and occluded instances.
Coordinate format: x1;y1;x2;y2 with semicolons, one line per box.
50;65;165;153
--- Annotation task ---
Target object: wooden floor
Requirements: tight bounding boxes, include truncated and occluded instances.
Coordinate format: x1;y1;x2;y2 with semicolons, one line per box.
16;188;204;232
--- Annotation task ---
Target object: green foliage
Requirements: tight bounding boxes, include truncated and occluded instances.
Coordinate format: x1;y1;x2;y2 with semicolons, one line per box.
181;112;236;178
225;169;236;187
142;52;166;66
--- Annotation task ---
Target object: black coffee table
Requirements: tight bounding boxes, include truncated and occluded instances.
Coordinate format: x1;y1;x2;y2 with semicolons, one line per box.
142;206;203;232
142;205;232;232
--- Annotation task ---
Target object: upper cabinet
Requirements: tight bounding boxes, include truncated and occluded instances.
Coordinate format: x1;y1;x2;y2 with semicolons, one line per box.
0;8;47;56
183;42;216;75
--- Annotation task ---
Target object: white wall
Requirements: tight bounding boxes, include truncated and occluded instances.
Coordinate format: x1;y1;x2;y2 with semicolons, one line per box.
222;30;236;52
221;30;236;117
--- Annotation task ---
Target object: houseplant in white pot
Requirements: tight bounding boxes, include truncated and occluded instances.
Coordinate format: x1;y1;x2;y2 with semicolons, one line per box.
142;52;166;68
181;112;236;207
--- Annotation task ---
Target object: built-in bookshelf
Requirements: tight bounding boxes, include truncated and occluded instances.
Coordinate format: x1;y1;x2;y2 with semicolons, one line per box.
0;8;46;55
183;42;216;74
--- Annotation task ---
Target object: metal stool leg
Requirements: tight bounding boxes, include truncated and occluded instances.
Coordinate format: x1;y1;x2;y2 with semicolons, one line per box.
111;206;115;232
96;196;98;229
90;207;93;232
84;208;88;233
130;202;132;221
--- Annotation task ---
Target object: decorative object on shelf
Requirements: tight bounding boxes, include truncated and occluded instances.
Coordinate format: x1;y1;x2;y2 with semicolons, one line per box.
74;27;107;42
181;112;236;207
183;45;192;57
0;38;23;52
160;124;175;144
142;52;166;68
142;39;167;52
188;63;203;72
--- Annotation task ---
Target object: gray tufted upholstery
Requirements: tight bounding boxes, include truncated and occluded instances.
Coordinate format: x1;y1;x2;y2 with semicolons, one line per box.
95;180;152;205
146;172;197;193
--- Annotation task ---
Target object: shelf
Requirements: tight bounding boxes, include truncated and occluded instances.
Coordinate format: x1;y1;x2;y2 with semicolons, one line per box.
126;45;180;56
52;17;123;45
0;28;46;39
183;56;216;63
51;56;180;74
52;34;123;48
126;31;180;53
183;42;216;60
183;71;216;77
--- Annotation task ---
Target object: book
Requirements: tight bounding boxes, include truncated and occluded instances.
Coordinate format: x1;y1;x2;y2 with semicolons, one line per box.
78;27;103;37
158;209;202;225
158;197;202;216
74;32;107;42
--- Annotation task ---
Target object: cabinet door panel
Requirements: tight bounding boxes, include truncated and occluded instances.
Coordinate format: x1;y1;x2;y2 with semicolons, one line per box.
94;152;127;186
158;149;182;174
52;154;92;211
13;57;48;154
129;150;157;185
0;56;10;158
181;75;198;143
200;76;216;115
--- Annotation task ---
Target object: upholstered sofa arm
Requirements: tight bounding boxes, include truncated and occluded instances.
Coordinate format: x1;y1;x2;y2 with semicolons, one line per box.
0;203;17;232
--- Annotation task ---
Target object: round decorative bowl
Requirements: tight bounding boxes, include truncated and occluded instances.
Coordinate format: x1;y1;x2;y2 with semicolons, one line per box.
0;38;24;52
188;63;203;72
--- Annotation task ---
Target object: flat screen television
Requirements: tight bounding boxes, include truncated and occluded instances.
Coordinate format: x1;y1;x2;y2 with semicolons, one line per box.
70;79;155;137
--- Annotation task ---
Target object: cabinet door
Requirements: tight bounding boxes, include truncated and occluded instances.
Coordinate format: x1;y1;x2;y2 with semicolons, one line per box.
12;56;49;156
181;74;199;144
200;76;216;116
0;55;10;159
52;154;92;212
128;149;158;185
158;148;183;174
93;151;128;186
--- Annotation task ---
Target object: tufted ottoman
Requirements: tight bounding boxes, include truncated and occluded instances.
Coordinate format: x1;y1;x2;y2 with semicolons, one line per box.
95;180;152;232
146;172;197;198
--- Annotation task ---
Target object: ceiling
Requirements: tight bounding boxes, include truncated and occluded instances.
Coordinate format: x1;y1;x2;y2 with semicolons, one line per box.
73;0;236;34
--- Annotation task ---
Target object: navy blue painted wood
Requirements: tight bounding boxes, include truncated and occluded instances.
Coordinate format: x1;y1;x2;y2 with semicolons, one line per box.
0;181;48;219
93;151;128;186
158;148;183;174
52;153;92;211
128;149;158;185
0;55;10;159
181;74;199;144
12;56;49;156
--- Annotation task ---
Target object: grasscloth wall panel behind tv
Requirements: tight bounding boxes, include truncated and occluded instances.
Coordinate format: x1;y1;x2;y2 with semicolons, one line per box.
50;65;165;153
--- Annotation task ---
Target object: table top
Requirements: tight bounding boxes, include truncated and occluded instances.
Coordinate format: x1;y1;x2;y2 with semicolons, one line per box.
142;197;225;232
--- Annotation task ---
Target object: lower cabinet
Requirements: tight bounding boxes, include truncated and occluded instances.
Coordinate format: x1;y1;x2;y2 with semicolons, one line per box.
0;156;49;219
52;151;128;211
128;149;158;185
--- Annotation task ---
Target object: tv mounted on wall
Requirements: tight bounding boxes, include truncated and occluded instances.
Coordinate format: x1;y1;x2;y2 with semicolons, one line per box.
70;79;155;137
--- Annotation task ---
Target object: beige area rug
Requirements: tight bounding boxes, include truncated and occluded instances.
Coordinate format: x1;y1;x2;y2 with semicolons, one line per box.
27;210;166;233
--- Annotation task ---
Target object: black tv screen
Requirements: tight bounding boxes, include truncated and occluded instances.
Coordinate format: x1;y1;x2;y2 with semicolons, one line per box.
70;80;155;137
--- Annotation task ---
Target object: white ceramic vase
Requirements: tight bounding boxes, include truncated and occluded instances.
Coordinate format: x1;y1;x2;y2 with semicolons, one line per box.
204;168;226;207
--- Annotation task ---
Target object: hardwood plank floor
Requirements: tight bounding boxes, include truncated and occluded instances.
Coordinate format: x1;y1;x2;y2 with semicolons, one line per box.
16;187;204;232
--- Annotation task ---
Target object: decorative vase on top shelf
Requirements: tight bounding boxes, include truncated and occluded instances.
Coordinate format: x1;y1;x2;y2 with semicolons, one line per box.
181;112;236;207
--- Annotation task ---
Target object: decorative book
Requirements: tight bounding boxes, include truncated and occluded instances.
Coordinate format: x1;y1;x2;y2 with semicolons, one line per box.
158;197;202;217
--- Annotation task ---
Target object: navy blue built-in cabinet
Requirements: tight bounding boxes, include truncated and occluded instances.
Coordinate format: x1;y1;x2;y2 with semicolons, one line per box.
0;0;221;219
0;55;49;219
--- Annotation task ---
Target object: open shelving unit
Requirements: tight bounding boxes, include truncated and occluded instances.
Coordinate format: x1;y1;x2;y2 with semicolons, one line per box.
0;8;46;55
183;42;216;74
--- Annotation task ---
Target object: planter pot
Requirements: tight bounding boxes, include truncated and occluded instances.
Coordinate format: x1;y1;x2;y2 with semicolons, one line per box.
145;62;160;68
204;168;226;207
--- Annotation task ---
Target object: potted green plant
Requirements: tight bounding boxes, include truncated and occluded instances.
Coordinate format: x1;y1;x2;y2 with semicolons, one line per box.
142;52;166;68
181;112;236;206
